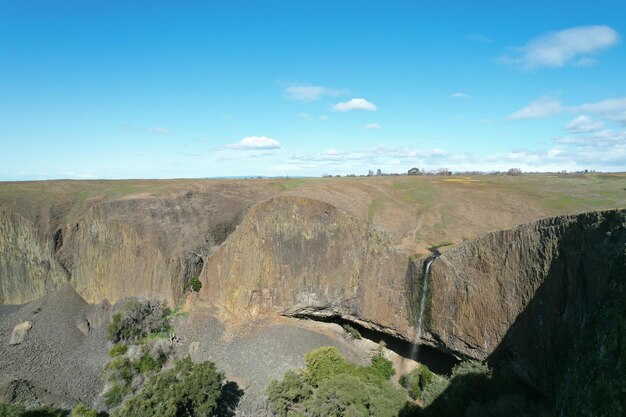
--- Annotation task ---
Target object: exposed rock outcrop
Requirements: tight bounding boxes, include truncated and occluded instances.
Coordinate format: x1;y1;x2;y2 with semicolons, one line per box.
0;211;69;305
198;196;413;338
421;209;626;396
1;187;271;306
8;321;32;345
197;196;625;400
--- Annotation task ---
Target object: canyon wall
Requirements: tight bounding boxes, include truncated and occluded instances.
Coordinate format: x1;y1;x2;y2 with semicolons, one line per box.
0;211;69;304
1;187;624;403
422;209;626;396
198;196;413;338
0;188;270;305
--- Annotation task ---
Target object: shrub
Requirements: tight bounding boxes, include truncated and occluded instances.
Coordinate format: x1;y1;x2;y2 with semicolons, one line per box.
420;373;450;406
303;347;354;387
0;403;26;417
342;324;362;340
132;347;167;374
109;343;128;357
106;357;135;386
268;347;408;417
400;364;434;399
189;276;202;292
113;357;226;417
451;360;491;379
107;300;171;343
71;404;100;417
369;353;395;380
104;383;129;408
266;370;312;417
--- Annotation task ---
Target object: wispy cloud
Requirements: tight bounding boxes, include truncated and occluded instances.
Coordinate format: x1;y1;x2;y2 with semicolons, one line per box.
147;127;172;135
365;123;381;129
452;92;471;99
284;84;349;101
501;25;620;69
563;115;604;133
226;136;281;150
333;98;377;112
508;96;626;120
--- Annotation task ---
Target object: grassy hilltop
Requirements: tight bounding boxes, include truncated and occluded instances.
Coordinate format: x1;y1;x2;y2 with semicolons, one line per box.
1;173;625;255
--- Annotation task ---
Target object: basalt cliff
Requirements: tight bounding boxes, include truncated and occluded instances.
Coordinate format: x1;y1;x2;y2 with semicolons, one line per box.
0;183;624;407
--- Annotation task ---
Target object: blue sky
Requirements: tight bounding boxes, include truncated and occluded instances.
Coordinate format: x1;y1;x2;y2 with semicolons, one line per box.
1;1;625;179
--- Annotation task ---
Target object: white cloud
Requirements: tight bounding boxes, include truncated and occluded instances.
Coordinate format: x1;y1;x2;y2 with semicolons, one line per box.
564;115;604;133
319;115;328;121
298;113;312;119
365;123;381;129
226;136;281;150
508;96;626;120
476;119;492;124
557;128;626;146
507;97;564;120
576;97;626;114
274;138;626;175
452;92;471;99
333;98;377;112
502;25;619;69
284;84;349;101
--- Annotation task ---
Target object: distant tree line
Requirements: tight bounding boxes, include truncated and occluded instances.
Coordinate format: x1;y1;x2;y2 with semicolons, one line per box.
321;167;599;178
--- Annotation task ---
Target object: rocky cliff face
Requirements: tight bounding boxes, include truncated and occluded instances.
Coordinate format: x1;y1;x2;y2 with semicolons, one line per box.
198;196;413;337
0;187;270;305
0;211;68;304
1;185;624;404
197;197;625;399
421;209;626;396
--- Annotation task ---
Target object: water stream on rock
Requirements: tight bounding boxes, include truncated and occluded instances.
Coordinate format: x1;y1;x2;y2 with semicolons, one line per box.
410;255;436;360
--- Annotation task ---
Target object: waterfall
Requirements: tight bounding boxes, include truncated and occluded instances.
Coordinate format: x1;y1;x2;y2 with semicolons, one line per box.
410;255;436;360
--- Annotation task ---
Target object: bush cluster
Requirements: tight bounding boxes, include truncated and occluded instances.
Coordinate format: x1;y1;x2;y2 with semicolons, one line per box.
104;341;172;407
400;360;553;417
189;276;202;292
267;347;407;417
107;300;171;343
341;324;362;340
112;357;230;417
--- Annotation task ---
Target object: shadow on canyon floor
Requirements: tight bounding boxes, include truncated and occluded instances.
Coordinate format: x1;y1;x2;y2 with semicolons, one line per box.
289;314;459;376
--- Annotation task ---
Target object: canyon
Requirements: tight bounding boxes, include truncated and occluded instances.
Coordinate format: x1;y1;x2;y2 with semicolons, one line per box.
0;175;625;413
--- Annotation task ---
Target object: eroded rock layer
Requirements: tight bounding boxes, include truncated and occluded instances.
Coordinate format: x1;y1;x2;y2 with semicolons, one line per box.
0;211;68;305
422;209;626;396
199;196;413;338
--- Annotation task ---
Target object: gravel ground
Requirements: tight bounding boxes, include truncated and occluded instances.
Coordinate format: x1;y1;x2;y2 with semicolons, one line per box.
1;289;398;415
174;314;381;416
0;285;110;408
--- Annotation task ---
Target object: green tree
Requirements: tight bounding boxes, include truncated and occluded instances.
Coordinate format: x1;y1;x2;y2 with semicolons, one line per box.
71;404;100;417
303;347;353;386
266;370;312;417
113;357;225;417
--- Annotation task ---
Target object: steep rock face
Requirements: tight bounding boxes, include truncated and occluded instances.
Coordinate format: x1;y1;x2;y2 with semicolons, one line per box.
198;196;413;337
1;187;270;306
0;211;69;305
423;209;626;396
58;206;176;305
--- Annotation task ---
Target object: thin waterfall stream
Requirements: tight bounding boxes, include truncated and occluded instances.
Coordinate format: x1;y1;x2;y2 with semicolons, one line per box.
410;251;439;361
